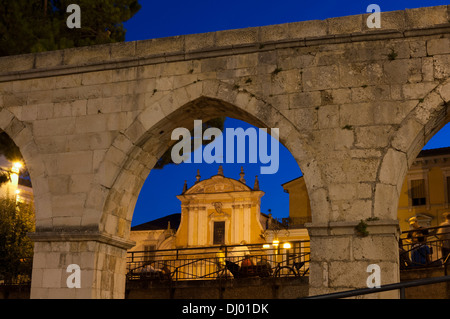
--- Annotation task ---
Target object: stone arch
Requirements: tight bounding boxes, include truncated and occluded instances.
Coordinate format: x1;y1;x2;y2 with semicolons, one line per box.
0;108;48;226
374;78;450;221
98;79;319;239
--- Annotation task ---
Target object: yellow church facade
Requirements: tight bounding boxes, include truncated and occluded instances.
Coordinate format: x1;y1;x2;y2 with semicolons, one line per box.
174;166;266;248
129;166;270;254
127;167;310;280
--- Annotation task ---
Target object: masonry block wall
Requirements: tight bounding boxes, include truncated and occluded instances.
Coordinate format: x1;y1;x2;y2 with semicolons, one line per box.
0;5;449;298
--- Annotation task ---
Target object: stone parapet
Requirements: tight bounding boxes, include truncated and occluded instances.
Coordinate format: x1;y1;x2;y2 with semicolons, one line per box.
0;6;449;79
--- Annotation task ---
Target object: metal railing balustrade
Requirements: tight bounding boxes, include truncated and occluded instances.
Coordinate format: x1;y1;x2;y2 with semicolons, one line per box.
126;240;310;282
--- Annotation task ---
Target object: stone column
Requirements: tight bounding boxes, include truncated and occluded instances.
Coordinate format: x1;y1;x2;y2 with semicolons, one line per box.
29;230;134;299
306;220;400;298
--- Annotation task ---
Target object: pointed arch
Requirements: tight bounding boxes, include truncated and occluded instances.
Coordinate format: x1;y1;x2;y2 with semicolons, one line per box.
0;108;50;227
375;78;450;220
97;79;319;238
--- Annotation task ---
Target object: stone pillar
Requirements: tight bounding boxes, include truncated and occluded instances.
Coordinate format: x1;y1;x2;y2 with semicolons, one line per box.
29;230;134;299
306;220;400;298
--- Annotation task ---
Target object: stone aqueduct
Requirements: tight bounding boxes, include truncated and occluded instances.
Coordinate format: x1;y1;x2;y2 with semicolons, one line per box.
0;6;449;298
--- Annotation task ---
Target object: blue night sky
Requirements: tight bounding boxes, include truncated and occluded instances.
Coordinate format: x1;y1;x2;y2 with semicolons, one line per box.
125;1;450;226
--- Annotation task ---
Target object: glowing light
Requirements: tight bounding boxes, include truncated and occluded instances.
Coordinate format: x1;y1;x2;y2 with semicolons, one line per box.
263;244;270;249
12;162;22;174
283;242;291;249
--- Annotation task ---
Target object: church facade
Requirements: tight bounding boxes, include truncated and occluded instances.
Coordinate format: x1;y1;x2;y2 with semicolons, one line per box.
129;166;270;254
175;166;267;248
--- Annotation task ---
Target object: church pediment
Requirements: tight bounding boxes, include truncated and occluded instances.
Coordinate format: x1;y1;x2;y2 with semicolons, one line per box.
185;175;252;194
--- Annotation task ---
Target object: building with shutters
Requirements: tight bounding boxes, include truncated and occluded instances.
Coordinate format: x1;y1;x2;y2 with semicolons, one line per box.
397;147;450;231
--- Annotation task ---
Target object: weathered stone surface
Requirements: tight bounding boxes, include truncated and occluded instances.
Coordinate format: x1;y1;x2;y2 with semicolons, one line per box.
0;5;447;299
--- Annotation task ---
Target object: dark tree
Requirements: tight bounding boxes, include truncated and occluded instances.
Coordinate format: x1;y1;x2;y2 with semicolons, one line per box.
0;196;35;284
0;0;141;57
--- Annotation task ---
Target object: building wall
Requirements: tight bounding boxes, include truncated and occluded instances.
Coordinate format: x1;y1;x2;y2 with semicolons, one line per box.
174;199;266;247
397;151;450;231
174;173;266;248
282;177;311;224
129;173;269;252
126;277;309;299
129;229;166;253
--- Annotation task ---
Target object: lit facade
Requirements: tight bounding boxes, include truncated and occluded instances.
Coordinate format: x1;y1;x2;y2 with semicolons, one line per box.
129;166;270;253
397;147;450;231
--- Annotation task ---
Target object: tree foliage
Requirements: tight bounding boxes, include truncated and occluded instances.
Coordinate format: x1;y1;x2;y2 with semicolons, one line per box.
0;0;141;57
0;196;35;284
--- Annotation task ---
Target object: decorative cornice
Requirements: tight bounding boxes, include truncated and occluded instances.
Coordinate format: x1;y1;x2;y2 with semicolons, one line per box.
28;229;135;250
305;219;400;236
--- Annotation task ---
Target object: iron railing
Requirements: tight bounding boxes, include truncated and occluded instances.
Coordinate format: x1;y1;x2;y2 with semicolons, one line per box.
399;224;450;270
304;275;450;299
126;240;310;282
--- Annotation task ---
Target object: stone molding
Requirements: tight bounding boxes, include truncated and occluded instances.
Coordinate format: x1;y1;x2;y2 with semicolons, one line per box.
28;230;135;250
306;219;400;236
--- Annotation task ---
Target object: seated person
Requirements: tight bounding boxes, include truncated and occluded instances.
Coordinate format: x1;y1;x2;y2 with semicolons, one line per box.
256;256;273;277
407;217;429;243
411;236;431;266
241;254;254;267
240;254;254;275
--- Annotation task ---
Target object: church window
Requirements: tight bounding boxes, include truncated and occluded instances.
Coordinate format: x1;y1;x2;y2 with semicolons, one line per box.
213;221;225;245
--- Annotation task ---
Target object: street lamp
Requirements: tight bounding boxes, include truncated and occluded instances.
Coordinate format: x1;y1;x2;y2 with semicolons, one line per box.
12;162;22;173
10;161;22;188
